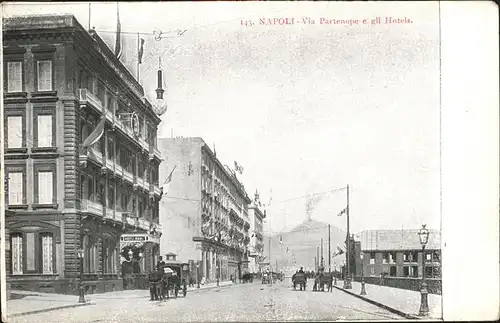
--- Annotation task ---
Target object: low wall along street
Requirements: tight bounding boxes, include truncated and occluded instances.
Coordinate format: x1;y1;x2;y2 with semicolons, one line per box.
353;276;442;295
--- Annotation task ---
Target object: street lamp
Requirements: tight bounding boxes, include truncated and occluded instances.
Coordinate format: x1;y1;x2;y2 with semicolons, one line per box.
360;252;367;295
196;263;200;288
418;224;430;316
333;264;337;285
77;248;86;303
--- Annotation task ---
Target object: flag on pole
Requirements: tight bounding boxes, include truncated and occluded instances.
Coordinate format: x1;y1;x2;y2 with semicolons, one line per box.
234;161;244;174
337;206;348;216
161;165;177;195
82;117;105;148
138;38;145;64
115;3;122;59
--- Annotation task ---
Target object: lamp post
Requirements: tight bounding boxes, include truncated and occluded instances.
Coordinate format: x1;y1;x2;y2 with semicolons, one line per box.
196;263;200;288
360;252;367;295
334;264;337;285
77;248;85;303
418;224;430;316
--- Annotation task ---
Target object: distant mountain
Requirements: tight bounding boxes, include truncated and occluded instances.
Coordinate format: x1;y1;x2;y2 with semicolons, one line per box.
263;219;347;273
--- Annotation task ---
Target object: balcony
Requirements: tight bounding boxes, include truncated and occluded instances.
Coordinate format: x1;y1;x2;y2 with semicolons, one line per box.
105;158;115;173
81;199;104;217
104;207;115;221
115;163;124;178
79;89;104;115
79;88;150;155
138;137;149;152
153;184;162;197
82;147;103;166
123;169;134;184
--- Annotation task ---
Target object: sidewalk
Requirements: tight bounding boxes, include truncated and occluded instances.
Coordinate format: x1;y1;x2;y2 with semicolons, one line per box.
7;281;233;317
7;291;93;318
333;280;442;320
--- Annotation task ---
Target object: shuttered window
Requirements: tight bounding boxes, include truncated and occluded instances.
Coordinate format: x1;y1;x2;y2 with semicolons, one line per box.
37;60;52;91
11;234;23;274
37;114;53;147
8;172;24;205
7;116;22;148
7;61;22;92
38;171;53;204
41;233;53;274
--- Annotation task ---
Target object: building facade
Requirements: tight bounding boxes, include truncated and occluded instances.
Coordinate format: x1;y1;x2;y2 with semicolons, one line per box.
3;15;163;294
158;137;252;283
247;202;265;274
357;229;441;279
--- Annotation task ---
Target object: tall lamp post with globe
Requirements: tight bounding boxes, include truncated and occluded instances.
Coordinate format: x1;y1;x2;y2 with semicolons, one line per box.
152;59;168;116
418;225;430;317
77;248;85;303
360;252;367;295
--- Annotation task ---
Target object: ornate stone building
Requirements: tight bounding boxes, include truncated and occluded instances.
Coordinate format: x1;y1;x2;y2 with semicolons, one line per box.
157;137;252;283
248;201;266;274
3;15;163;294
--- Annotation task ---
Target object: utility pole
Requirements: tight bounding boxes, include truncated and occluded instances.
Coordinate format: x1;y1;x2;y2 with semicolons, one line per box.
343;184;352;289
316;246;319;271
321;238;324;267
328;224;331;274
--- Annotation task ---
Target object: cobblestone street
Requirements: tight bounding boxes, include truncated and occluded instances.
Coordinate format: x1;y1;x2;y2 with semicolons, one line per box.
9;281;404;322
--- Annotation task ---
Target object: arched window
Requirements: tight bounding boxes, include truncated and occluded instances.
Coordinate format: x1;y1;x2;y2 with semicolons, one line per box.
11;233;23;274
83;235;90;273
40;232;53;274
102;237;117;274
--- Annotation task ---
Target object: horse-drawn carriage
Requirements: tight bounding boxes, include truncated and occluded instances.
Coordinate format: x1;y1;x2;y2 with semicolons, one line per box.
313;271;334;292
149;260;189;300
292;272;307;291
262;271;273;284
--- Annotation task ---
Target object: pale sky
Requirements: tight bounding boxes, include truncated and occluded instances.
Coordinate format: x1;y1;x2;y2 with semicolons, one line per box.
3;1;441;234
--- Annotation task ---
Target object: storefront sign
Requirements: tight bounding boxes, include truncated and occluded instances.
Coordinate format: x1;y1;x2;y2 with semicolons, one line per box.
121;235;148;242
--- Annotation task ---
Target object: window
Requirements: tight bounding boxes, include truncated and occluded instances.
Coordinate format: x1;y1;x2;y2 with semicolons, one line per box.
410;251;418;262
37;114;53;147
107;136;114;160
390;266;396;276
425;266;433;278
411;265;419;278
41;233;53;274
83;235;97;273
102;238;116;274
403;253;409;262
37;60;52;91
369;252;375;265
7;61;22;92
403;266;409;277
7;171;24;205
7;116;23;148
426;253;432;261
108;184;114;209
11;233;23;274
37;171;53;204
389;252;396;264
382;252;389;264
97;81;105;105
370;267;375;275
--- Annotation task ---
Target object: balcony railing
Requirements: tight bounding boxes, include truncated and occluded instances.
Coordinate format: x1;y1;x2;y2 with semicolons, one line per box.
105;207;115;221
123;169;134;184
153;185;162;197
81;199;104;217
79;88;151;155
88;147;103;165
105;158;115;173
